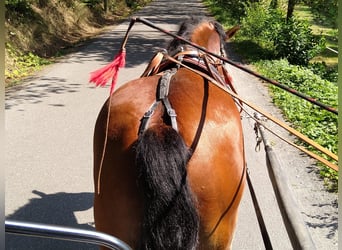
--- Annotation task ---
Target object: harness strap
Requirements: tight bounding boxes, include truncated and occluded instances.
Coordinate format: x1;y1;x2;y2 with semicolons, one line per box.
158;68;174;97
182;57;227;87
162;98;178;132
158;68;178;131
138;68;178;135
246;168;273;250
141;51;164;77
208;160;246;237
138;101;161;136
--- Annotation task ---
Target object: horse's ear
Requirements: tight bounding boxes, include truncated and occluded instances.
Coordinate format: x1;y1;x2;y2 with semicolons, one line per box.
225;25;240;41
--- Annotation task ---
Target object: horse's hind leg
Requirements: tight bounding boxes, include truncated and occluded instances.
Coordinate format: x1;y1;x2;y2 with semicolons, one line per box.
197;207;240;250
93;141;144;249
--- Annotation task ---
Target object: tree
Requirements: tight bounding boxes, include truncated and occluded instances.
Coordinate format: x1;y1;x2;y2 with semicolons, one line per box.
104;0;108;12
286;0;297;21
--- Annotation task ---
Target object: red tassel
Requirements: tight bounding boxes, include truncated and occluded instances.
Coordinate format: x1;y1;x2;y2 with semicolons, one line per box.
90;49;126;94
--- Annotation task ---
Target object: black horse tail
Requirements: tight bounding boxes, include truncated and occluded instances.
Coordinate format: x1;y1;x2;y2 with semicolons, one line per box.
135;124;199;250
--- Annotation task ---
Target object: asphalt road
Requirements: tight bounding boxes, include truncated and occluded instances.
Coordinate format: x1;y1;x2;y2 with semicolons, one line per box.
5;0;337;249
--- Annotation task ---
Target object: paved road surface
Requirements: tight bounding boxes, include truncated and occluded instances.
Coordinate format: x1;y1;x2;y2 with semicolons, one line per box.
5;0;337;249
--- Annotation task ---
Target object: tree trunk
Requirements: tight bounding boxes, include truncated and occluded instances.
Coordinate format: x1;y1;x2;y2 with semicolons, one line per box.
104;0;108;12
286;0;296;21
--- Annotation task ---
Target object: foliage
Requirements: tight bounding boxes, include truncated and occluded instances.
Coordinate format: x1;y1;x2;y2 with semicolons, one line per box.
5;0;35;19
239;2;271;44
255;59;337;152
5;0;152;84
5;0;31;10
208;0;249;22
203;1;235;27
239;2;326;66
272;17;326;66
81;0;102;8
125;0;149;9
308;62;338;84
205;0;338;190
303;0;337;28
5;43;51;85
254;59;338;189
239;2;283;57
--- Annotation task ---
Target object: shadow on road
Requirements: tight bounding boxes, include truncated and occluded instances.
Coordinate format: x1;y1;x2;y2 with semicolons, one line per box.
6;190;97;250
304;201;338;240
5;33;166;111
5;0;211;112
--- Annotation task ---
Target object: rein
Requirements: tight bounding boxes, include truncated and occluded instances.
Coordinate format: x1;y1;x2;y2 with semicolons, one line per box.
160;52;338;171
135;17;339;169
90;17;338;195
131;17;338;169
134;17;338;116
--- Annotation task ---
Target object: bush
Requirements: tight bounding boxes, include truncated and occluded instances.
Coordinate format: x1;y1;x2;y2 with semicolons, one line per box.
5;0;32;14
238;3;326;66
273;17;326;66
255;59;338;188
81;0;102;8
304;0;337;28
239;2;283;56
308;62;338;84
218;0;248;21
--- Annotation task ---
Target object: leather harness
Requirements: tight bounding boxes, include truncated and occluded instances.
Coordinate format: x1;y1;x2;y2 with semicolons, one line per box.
138;48;239;135
138;68;178;135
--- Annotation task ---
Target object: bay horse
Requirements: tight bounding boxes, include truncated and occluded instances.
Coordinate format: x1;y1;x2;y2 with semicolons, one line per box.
93;17;245;250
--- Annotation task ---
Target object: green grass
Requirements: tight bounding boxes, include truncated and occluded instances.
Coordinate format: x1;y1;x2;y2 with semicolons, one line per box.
294;4;338;66
254;59;338;191
5;42;52;87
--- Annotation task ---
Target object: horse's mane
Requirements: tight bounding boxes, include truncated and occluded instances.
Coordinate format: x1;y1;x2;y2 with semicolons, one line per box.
167;16;227;56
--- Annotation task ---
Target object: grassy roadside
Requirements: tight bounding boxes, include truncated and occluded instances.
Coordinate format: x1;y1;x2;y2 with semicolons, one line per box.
5;0;150;87
204;0;338;191
294;4;338;66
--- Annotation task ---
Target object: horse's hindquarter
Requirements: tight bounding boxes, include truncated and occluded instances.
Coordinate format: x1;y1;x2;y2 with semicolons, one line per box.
93;69;245;249
169;69;246;248
93;75;161;247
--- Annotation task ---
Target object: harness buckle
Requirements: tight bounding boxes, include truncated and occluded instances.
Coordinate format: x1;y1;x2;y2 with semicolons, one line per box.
253;112;267;152
167;108;177;117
